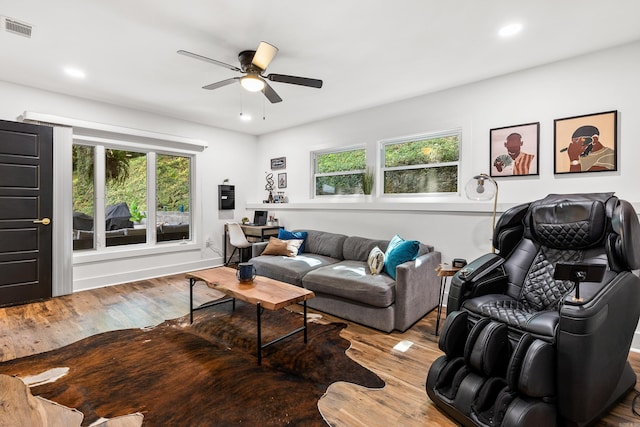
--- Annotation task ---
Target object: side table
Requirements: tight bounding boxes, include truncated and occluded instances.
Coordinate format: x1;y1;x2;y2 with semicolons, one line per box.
435;264;461;336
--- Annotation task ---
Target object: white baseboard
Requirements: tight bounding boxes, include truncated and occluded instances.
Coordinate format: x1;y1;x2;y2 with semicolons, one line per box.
72;258;221;292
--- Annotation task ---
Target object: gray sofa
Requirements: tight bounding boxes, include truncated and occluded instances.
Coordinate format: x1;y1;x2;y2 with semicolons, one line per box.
250;229;441;332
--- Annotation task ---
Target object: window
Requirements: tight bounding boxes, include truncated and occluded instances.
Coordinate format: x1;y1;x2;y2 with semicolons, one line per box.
313;147;366;196
72;143;192;251
105;149;147;247
72;144;95;250
382;130;460;194
156;154;191;242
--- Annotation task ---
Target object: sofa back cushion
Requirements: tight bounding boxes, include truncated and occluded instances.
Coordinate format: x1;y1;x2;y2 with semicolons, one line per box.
343;236;390;262
297;229;347;260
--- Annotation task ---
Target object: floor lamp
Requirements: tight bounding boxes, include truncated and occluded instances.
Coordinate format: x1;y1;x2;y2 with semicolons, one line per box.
464;173;499;253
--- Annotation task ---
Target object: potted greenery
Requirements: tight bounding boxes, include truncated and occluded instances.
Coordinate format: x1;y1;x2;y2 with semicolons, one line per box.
362;167;375;197
129;201;146;228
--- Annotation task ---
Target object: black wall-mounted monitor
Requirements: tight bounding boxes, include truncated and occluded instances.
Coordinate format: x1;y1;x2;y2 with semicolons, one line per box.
254;210;267;226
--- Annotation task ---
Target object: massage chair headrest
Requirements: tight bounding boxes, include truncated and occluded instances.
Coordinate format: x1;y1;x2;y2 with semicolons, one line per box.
519;192;640;271
525;192;614;250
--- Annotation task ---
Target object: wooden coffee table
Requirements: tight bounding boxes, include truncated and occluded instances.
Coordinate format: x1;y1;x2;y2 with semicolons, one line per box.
186;266;315;365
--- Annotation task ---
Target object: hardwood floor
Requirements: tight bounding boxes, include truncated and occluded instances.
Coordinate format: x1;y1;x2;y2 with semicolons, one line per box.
1;274;639;426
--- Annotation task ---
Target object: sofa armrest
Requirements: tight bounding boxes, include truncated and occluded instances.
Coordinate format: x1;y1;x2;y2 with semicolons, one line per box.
252;242;268;258
393;250;442;332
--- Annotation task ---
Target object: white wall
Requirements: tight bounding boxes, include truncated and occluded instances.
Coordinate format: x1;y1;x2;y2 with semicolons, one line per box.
0;80;258;291
254;40;640;349
2;40;640;345
255;40;640;263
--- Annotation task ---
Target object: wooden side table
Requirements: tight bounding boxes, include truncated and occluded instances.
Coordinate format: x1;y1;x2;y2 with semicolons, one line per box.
435;264;461;336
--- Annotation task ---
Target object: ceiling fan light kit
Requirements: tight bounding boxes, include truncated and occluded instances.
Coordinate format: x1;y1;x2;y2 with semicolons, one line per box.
178;40;322;104
240;75;265;92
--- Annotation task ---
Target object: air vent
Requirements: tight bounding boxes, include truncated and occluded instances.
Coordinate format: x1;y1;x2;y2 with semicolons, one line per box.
2;16;32;38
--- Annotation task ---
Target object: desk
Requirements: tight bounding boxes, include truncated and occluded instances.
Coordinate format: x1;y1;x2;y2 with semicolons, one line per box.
223;224;281;264
240;224;281;242
435;264;461;336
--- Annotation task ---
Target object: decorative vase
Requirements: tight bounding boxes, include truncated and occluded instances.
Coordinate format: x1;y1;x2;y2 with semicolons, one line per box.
268;191;274;203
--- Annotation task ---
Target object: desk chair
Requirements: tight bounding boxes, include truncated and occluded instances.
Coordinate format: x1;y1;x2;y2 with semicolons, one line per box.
226;222;252;265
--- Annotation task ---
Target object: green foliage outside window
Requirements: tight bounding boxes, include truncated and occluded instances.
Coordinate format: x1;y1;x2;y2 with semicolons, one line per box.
72;147;190;215
316;149;365;173
315;148;366;195
384;133;460;194
156;155;190;212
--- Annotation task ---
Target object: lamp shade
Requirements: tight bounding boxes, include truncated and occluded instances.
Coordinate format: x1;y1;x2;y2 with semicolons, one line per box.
465;174;497;201
465;173;499;253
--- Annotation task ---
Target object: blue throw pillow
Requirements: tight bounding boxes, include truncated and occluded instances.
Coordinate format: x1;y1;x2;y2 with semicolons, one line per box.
278;229;308;253
385;234;404;258
384;236;420;280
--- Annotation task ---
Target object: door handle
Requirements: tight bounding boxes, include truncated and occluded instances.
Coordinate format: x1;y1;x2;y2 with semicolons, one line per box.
33;218;51;225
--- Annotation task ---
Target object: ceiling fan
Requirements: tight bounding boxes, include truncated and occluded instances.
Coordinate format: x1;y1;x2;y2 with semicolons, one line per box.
177;41;322;104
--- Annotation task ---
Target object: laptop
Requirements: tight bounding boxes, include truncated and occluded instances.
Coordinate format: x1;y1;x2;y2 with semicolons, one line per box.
253;210;268;226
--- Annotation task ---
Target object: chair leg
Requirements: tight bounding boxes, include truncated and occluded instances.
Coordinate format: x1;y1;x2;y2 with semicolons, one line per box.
226;247;238;266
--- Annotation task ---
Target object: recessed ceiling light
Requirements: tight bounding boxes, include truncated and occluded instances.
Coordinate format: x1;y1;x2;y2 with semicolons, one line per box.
498;22;523;38
64;67;86;79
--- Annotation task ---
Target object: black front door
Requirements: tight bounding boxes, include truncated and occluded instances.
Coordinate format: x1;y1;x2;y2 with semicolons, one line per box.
0;119;53;306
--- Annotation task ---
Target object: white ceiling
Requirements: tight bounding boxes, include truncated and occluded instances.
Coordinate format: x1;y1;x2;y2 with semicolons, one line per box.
2;1;640;136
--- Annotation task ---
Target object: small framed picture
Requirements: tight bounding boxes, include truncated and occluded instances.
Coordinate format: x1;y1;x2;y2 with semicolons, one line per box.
270;157;286;170
490;122;539;177
278;173;287;188
554;110;617;174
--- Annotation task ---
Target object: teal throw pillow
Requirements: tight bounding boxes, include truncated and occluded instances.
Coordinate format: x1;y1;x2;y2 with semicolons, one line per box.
384;236;420;280
278;229;308;253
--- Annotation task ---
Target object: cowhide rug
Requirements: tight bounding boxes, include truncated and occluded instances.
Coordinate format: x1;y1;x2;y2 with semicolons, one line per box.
0;301;384;426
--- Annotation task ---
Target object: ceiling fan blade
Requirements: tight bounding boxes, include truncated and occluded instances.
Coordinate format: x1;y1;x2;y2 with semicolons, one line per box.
177;50;241;72
202;77;240;90
252;41;279;71
267;74;323;88
262;82;283;103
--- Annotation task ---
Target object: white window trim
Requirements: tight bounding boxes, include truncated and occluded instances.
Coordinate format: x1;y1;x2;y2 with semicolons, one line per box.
73;142;194;252
23;113;204;295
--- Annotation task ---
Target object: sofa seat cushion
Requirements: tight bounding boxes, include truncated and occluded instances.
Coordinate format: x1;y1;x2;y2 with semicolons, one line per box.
302;260;396;308
252;253;340;286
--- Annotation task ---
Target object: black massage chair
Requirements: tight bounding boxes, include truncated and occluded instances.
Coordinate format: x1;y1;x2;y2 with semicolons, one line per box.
426;193;640;426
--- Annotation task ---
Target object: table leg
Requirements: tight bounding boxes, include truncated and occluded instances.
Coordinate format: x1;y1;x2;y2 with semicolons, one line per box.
436;277;446;336
303;300;308;343
190;278;195;324
257;302;262;366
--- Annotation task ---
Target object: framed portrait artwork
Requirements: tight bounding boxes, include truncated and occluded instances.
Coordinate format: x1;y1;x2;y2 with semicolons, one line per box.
554;110;617;174
490;122;539;177
278;172;287;188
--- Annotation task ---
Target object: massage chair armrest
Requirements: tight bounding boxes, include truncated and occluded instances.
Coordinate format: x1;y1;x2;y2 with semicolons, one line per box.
447;253;508;314
556;270;640;422
561;269;624;307
251;242;268;258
